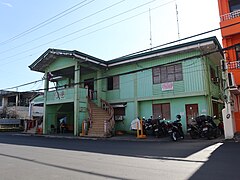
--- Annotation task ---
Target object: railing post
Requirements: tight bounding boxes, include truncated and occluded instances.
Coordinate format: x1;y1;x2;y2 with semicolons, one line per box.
104;120;107;135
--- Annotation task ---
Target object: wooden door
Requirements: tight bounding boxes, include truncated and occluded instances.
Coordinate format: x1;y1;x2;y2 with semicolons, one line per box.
185;104;199;125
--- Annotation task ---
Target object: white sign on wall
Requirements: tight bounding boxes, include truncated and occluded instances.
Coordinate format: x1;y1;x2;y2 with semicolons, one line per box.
162;82;173;91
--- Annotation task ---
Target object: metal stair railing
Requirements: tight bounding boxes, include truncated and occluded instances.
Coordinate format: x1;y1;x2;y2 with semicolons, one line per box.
100;99;115;137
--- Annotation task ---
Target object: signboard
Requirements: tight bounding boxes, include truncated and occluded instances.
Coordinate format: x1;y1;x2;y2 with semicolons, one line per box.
162;82;173;91
55;90;65;99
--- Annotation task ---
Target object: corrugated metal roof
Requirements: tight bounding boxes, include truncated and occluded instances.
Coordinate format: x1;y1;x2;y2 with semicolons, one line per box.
29;36;223;72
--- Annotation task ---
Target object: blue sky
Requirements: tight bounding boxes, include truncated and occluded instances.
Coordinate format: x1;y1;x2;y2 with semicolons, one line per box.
0;0;221;91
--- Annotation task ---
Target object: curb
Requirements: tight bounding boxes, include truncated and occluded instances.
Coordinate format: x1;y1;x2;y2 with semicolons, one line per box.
11;132;227;143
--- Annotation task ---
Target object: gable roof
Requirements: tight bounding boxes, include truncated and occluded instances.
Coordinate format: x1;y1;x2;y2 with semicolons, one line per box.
107;36;223;67
29;48;106;72
29;36;223;72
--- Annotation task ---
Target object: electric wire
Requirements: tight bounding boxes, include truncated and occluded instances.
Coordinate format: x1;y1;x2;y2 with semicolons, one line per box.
1;25;238;91
0;0;95;46
0;0;126;55
119;21;240;59
55;0;175;48
1;46;225;92
0;0;162;62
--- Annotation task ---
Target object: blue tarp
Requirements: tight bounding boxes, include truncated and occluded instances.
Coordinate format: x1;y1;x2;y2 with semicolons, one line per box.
0;119;21;125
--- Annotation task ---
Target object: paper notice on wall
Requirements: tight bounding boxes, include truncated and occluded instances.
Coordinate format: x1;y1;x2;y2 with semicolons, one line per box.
162;82;173;91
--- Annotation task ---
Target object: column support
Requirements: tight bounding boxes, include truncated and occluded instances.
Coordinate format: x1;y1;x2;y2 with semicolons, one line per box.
43;72;49;134
74;62;80;136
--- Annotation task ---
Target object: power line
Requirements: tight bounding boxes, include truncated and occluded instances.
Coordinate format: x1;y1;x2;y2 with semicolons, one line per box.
0;0;126;56
3;79;44;91
55;1;175;48
119;21;240;59
0;0;165;62
1;21;239;91
0;0;95;46
1;44;230;92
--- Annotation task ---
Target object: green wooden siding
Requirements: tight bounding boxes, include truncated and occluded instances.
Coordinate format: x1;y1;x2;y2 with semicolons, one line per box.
120;74;134;99
46;57;75;72
183;58;205;93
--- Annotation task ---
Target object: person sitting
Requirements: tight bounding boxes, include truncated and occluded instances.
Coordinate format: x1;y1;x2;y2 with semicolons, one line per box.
60;121;66;133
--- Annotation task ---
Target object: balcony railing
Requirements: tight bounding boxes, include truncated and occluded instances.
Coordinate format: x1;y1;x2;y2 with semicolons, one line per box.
46;87;87;103
220;9;240;21
227;60;240;70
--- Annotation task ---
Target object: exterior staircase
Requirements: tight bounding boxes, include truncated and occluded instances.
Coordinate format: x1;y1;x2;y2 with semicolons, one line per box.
87;100;111;137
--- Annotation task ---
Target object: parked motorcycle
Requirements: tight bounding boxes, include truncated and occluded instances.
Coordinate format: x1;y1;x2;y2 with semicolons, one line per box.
143;116;169;138
188;115;221;139
151;116;168;138
187;117;207;139
168;115;184;141
144;116;154;136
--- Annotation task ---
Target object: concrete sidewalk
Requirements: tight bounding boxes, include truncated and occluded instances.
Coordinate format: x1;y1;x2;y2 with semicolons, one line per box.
17;131;226;143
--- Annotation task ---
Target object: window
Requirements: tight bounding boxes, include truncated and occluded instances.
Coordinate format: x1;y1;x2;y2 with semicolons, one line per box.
210;66;216;80
229;0;240;12
0;97;2;106
212;102;220;119
152;63;183;84
152;103;171;120
210;66;219;84
107;76;119;90
236;45;240;61
114;107;125;121
8;96;16;106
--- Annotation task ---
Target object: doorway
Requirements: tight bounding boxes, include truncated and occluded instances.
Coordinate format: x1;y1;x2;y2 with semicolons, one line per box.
185;104;199;125
84;78;95;99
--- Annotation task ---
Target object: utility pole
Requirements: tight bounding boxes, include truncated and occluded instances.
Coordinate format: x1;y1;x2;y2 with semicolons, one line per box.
175;3;180;40
149;8;153;50
221;58;235;139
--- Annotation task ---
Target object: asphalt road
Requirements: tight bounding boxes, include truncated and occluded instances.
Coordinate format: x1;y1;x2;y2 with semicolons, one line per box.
0;132;239;180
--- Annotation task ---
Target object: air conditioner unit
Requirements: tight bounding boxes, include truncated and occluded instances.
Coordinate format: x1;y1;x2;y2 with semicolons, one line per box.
115;115;124;121
228;72;236;87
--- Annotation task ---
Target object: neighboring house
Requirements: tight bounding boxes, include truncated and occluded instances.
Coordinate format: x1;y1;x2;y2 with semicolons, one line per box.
0;90;40;130
0;90;40;119
29;93;44;120
29;36;224;137
218;0;240;138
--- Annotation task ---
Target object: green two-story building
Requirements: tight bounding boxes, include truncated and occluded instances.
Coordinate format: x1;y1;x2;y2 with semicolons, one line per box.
29;36;224;137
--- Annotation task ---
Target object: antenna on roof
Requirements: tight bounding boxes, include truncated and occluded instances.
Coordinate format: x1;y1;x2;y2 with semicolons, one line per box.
175;2;180;41
149;8;153;50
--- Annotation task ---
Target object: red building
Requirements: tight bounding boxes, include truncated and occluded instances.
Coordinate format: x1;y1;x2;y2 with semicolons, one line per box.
218;0;240;132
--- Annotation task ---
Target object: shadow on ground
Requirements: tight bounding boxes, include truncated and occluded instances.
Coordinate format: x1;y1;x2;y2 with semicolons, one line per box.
0;132;224;160
189;142;240;180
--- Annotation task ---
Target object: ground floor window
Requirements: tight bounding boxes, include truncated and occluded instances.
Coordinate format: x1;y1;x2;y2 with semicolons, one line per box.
152;103;171;120
114;107;125;121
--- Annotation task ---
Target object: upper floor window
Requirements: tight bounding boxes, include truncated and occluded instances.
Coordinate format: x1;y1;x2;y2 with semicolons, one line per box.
236;45;240;61
210;66;219;84
107;76;119;90
152;63;183;84
229;0;240;12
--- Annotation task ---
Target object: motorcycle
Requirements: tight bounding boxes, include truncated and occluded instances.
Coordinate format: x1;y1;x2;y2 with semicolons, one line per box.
151;116;168;138
205;115;221;139
188;115;221;140
187;117;208;139
144;116;154;136
168;115;184;141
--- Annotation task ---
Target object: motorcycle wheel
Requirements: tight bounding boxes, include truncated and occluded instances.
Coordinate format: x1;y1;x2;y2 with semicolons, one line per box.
171;132;177;141
179;129;184;139
190;130;199;139
214;127;221;138
207;127;213;140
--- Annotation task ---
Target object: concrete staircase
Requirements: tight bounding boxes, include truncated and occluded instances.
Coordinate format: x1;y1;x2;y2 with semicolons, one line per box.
87;101;111;137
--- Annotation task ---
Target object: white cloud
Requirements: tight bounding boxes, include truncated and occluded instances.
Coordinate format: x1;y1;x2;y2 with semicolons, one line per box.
1;2;13;8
